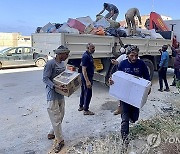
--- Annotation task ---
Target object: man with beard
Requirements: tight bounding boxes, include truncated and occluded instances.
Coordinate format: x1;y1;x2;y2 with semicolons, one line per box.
109;45;151;151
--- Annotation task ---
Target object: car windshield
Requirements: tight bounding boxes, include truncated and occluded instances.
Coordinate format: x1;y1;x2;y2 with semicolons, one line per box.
0;47;13;54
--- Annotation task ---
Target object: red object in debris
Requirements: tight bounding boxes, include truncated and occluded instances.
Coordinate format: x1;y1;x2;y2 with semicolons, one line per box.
67;18;86;33
149;12;169;31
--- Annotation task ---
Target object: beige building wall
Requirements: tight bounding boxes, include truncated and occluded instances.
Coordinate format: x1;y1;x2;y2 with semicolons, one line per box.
17;35;31;47
0;33;31;50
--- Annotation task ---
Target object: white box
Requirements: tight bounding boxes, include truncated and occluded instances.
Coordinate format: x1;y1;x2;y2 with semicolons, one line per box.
109;71;151;108
53;70;81;97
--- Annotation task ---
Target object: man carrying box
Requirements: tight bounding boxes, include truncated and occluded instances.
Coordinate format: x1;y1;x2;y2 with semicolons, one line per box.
109;45;151;150
43;45;70;153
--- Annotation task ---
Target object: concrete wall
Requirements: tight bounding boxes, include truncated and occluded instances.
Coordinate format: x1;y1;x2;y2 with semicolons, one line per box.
0;33;31;50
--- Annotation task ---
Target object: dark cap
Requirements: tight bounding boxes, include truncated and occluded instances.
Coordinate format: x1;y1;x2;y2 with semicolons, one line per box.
162;45;168;50
126;45;139;55
104;3;108;8
54;45;70;54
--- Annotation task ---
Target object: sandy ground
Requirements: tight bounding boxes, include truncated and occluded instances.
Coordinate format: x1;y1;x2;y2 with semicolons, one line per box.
0;67;179;154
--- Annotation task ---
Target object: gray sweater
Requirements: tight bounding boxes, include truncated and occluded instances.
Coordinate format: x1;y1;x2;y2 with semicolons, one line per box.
43;58;65;101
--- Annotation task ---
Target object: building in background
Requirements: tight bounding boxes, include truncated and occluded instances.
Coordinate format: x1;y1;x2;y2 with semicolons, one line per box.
0;33;31;50
120;14;172;29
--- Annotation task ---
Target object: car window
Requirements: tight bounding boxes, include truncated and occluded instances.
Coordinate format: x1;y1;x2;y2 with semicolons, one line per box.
16;48;22;54
8;48;16;54
24;48;31;53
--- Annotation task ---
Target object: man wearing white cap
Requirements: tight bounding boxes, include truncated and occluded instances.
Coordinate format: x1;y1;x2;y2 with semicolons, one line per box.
43;45;70;153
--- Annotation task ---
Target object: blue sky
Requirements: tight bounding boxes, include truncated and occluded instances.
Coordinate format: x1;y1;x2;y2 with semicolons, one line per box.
0;0;179;36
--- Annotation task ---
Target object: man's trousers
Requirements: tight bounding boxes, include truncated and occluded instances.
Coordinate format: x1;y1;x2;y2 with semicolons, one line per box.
47;99;65;142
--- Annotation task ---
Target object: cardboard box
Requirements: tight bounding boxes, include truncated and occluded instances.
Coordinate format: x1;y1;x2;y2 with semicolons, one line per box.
53;70;81;97
109;71;151;108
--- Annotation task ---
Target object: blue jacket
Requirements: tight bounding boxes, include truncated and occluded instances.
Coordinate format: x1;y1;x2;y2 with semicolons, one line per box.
159;51;169;68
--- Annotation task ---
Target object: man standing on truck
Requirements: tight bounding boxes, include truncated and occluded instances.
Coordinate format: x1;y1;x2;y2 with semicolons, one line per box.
43;45;70;153
158;45;170;92
109;45;151;151
97;3;119;21
125;8;142;36
78;43;95;115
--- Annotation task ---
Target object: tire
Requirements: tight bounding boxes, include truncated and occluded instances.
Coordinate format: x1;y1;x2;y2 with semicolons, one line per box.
0;62;2;69
35;58;46;67
142;58;154;80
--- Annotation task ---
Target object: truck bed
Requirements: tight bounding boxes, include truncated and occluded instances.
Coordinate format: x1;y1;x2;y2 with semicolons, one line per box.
31;33;172;59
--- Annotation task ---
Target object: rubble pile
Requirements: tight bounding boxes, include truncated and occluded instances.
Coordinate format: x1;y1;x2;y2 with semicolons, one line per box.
36;15;164;40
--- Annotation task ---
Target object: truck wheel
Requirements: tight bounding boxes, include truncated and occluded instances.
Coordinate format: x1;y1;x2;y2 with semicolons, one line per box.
0;62;2;69
105;64;118;86
35;58;46;67
142;58;154;80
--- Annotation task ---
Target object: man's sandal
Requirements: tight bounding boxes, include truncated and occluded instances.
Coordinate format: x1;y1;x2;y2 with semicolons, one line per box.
47;134;55;140
54;140;65;153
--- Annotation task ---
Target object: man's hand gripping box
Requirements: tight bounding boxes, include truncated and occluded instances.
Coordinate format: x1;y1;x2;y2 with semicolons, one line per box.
53;70;81;97
109;71;151;108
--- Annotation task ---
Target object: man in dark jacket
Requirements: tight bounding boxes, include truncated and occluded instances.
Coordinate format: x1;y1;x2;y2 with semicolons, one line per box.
109;45;151;150
174;48;180;80
169;45;179;86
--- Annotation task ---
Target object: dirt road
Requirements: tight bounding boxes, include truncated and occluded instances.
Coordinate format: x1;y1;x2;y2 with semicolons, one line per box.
0;67;179;154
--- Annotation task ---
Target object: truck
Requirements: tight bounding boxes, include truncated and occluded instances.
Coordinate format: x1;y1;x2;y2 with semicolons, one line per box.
31;33;173;85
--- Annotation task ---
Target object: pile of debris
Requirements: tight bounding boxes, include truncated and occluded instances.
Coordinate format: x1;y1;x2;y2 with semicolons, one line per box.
36;15;164;39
